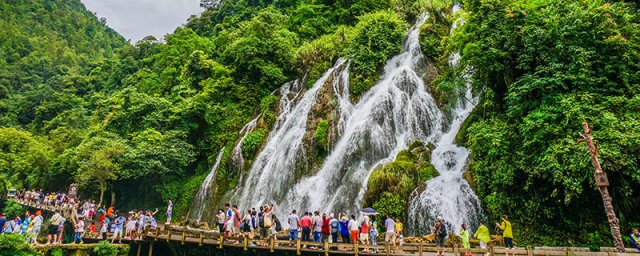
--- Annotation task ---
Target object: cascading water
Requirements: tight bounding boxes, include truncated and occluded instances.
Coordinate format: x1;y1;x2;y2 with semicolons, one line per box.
237;14;448;220
407;4;483;235
237;59;350;211
230;115;261;172
188;146;226;221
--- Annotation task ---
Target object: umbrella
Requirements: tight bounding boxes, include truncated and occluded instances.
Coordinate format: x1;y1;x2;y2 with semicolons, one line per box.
361;207;378;215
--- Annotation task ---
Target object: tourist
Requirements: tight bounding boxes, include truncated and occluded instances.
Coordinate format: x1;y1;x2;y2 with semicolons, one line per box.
225;204;233;236
31;210;43;244
216;209;226;234
300;212;312;242
73;217;84;244
474;220;491;256
126;216;137;240
435;217;447;256
461;224;471;256
165;200;173;225
0;213;6;234
257;206;266;240
496;215;514;252
349;215;359;245
360;216;370;253
313;211;323;243
384;215;396;252
112;213;126;243
232;205;241;235
242;210;254;239
339;214;350;243
288;210;300;241
631;228;640;251
100;217;109;240
321;213;330;243
47;210;62;245
370;219;379;253
395;217;403;244
329;213;339;244
88;221;97;239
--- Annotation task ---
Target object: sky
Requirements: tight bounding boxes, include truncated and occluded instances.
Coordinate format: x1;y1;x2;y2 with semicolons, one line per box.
81;0;204;42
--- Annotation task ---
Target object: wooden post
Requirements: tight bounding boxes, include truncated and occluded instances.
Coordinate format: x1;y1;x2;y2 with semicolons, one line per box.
181;231;186;245
199;232;204;246
167;229;172;242
578;121;625;253
355;241;359;256
324;240;329;256
219;235;223;249
270;235;275;253
137;244;142;256
455;244;460;256
296;239;301;255
385;241;390;256
154;227;159;241
490;244;494;256
148;240;154;256
244;236;248;251
419;241;424;256
527;246;533;256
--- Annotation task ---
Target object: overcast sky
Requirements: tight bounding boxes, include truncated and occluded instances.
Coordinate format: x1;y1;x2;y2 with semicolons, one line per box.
81;0;204;42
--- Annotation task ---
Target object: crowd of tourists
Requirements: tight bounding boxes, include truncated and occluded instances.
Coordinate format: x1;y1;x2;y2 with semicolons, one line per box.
209;202;516;254
1;189;172;245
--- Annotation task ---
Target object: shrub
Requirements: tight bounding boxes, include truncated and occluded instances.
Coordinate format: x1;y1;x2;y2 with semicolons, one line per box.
347;11;407;98
0;233;40;256
314;119;329;152
242;129;266;160
93;240;129;256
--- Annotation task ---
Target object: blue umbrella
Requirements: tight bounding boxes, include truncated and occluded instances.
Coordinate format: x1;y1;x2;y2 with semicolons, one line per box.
361;207;378;215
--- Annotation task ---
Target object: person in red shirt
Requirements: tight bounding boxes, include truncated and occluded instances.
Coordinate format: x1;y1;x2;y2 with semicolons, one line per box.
321;213;331;243
88;221;97;238
299;212;312;242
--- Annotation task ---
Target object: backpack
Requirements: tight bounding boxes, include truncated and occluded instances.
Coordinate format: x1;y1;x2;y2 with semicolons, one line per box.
274;216;282;232
259;214;265;228
439;223;447;237
331;220;338;230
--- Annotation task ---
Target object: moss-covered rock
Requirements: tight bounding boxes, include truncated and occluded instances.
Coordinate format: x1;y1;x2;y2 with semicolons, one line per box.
364;144;439;220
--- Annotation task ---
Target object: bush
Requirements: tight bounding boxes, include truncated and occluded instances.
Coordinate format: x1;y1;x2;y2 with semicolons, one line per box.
93;240;129;256
347;11;407;98
2;201;25;219
314;119;329;152
242;129;267;160
0;233;40;256
373;192;405;221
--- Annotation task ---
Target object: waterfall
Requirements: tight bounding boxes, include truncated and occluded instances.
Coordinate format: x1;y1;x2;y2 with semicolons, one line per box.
188;146;225;222
237;59;350;211
280;14;446;216
230;115;261;172
407;4;483;235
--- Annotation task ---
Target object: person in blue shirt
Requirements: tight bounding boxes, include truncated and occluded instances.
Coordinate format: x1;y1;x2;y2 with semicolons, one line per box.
631;228;640;251
111;213;126;244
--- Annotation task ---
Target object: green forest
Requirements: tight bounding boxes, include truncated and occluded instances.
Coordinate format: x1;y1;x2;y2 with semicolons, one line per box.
1;0;639;248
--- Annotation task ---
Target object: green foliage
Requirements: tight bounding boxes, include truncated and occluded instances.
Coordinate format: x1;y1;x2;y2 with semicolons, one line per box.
459;0;640;246
50;248;63;256
314;119;329;151
2;201;26;219
0;233;40;256
372;192;405;220
93;240;129;256
242;129;267;160
347;11;407;97
0;128;53;189
365;147;436;221
217;8;298;95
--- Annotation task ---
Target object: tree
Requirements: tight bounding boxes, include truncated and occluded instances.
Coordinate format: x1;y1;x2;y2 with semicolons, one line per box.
74;135;127;207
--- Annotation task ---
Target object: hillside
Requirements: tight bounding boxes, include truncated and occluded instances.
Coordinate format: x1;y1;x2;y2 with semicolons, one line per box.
0;0;639;248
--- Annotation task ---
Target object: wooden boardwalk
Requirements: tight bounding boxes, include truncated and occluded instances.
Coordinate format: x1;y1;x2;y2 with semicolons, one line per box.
10;199;640;256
